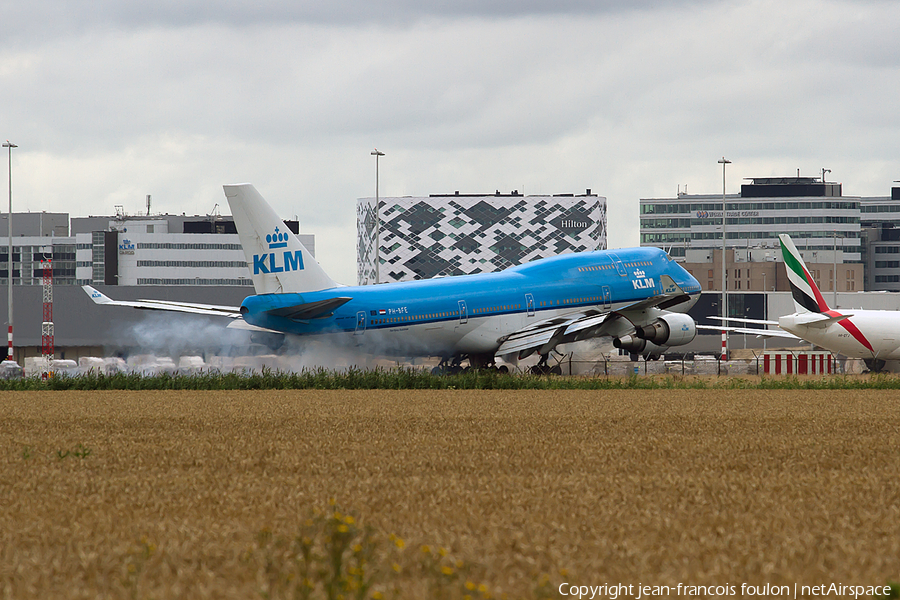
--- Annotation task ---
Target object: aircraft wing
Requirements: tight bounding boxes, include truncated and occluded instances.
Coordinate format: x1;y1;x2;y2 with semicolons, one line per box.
697;323;801;340
497;307;623;356
707;316;779;327
498;279;696;358
83;285;243;318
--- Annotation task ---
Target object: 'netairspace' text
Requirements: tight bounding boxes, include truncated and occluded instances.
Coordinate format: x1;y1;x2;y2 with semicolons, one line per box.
558;582;893;599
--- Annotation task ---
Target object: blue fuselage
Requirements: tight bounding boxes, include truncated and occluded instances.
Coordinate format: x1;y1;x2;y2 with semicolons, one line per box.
241;247;700;356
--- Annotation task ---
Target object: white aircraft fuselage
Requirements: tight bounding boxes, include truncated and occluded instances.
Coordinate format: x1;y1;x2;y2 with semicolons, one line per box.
779;309;900;360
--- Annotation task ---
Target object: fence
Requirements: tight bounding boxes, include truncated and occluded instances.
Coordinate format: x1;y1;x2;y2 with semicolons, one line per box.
550;351;873;376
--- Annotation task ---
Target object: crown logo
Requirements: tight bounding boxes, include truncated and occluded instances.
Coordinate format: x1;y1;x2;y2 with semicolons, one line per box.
266;227;288;249
634;269;645;278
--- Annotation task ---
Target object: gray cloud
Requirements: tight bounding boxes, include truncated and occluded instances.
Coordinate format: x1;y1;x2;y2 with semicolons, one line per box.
2;0;900;286
4;0;712;40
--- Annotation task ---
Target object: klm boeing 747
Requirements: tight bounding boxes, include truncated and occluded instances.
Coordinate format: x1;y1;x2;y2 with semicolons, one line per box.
84;184;703;372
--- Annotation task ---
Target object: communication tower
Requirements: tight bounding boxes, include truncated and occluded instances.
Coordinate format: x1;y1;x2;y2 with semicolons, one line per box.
41;258;54;370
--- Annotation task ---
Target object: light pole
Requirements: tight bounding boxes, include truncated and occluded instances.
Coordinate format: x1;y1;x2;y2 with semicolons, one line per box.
3;141;15;362
832;230;841;307
371;149;384;285
718;157;731;361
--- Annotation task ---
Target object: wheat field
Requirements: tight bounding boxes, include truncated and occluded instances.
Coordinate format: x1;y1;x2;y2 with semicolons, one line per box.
1;389;899;599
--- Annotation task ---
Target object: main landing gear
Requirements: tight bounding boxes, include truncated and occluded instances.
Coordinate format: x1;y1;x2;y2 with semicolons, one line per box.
864;358;886;373
529;352;563;376
430;353;510;375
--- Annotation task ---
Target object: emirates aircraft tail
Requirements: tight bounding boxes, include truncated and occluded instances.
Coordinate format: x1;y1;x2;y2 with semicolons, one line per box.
779;233;830;314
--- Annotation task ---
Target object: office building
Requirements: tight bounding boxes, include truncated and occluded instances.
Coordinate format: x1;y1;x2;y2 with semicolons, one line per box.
357;190;606;284
640;176;864;294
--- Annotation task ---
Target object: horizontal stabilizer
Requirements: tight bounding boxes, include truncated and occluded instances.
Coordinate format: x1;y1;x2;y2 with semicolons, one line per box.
792;312;853;327
82;285;242;318
263;297;353;321
226;320;285;334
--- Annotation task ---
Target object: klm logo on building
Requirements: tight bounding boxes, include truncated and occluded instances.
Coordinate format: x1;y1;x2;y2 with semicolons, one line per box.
253;227;304;275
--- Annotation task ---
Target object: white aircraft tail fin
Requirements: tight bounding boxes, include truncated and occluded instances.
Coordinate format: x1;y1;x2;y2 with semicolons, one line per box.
224;184;338;294
779;233;829;314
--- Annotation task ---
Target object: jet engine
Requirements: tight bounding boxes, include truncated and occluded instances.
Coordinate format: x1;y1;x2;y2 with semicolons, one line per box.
633;312;696;346
612;335;666;360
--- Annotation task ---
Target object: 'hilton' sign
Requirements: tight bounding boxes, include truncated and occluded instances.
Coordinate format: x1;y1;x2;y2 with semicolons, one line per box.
560;219;590;228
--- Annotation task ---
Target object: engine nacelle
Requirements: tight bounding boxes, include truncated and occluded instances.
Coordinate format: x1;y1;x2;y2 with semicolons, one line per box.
613;335;667;360
634;312;696;346
613;334;646;353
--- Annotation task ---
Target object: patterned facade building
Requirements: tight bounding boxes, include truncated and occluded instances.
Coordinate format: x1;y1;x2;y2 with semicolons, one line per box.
357;190;606;284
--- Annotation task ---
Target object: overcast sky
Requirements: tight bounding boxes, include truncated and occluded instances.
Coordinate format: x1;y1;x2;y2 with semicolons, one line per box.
2;0;899;284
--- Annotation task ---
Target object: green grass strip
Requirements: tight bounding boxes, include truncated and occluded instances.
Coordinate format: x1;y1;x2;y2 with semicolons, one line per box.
1;368;900;390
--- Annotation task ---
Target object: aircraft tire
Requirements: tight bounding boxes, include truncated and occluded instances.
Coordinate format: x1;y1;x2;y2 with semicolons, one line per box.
864;358;886;373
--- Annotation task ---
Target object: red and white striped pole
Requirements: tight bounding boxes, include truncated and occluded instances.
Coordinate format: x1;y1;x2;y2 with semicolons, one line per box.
721;330;727;361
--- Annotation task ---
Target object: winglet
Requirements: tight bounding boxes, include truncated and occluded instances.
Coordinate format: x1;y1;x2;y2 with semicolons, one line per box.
83;285;113;305
779;234;829;313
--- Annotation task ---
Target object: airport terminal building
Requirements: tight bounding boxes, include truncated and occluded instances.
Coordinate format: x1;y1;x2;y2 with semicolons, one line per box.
640;177;900;293
357;190;606;284
640;177;862;262
860;187;900;291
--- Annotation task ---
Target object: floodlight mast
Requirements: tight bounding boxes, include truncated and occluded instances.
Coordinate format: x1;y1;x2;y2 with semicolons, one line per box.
718;157;731;361
371;149;385;284
2;141;16;361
